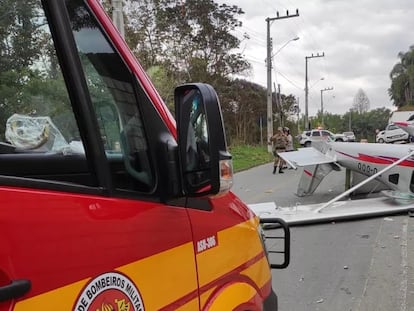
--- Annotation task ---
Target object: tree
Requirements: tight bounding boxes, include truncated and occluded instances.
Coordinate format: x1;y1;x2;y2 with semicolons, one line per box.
124;0;162;69
352;88;370;113
146;65;176;108
124;0;250;88
0;0;43;72
0;0;59;138
220;79;266;145
154;0;250;82
275;93;296;128
123;0;253;141
388;46;414;108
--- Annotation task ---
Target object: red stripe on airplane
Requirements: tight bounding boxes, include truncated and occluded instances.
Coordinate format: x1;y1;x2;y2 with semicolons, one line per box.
357;154;393;164
337;151;414;167
304;169;313;177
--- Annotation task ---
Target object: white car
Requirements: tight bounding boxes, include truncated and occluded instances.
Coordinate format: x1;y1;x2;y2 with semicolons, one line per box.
298;129;341;147
342;131;356;142
376;123;409;143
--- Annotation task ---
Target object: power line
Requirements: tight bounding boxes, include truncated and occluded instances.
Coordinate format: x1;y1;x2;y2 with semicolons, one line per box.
275;71;303;90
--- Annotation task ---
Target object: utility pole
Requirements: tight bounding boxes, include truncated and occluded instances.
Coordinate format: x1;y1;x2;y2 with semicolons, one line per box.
266;9;299;152
296;97;300;133
112;0;125;39
320;87;333;128
273;82;283;127
305;52;324;130
278;83;282;126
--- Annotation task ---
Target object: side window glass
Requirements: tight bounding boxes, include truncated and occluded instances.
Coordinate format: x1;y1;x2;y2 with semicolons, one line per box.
0;2;81;150
313;131;321;137
0;1;90;185
67;0;154;192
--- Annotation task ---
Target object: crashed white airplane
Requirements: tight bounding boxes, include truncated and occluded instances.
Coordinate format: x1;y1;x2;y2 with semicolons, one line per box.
249;141;414;226
282;141;414;197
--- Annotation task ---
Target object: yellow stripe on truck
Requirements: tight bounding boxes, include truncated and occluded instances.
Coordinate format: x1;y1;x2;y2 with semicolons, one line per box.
197;218;268;286
14;219;268;311
14;243;198;310
198;218;271;309
240;256;272;290
119;242;198;310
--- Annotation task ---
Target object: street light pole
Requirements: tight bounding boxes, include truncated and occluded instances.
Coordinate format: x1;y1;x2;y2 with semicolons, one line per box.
305;52;324;130
272;37;299;130
320;87;333;128
265;9;299;153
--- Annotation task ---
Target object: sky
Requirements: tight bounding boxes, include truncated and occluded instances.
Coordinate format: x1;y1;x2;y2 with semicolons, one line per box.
221;0;414;117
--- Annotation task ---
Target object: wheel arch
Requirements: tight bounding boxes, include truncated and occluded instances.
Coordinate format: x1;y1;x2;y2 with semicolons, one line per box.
202;278;264;311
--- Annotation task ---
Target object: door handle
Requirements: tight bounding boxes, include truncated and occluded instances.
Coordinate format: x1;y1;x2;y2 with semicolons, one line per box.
0;279;31;302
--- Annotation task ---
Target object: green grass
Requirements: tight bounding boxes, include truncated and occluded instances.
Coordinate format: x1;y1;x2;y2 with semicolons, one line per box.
229;144;273;173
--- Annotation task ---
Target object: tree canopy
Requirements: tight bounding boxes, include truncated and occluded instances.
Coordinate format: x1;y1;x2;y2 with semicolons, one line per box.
389;46;414;108
0;0;403;146
352;88;370;113
124;0;250;89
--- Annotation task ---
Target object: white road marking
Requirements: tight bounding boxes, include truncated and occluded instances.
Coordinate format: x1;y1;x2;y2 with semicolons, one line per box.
399;218;408;311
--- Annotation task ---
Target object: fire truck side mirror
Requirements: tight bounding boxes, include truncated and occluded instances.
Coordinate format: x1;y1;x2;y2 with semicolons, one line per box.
175;83;232;197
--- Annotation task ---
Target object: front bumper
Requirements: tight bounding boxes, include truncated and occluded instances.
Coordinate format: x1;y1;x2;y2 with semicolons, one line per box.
263;289;278;311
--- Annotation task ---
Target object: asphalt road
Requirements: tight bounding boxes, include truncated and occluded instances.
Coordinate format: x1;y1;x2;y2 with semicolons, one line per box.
232;163;414;311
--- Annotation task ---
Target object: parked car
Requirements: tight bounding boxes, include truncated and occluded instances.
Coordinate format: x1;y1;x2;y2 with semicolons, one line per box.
342;131;356;142
298;129;343;147
376;123;410;143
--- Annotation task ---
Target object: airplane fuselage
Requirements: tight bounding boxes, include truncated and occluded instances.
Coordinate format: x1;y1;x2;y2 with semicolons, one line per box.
331;142;414;194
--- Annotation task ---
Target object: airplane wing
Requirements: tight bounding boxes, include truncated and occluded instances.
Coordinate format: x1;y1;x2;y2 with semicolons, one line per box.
249;196;414;227
278;147;336;169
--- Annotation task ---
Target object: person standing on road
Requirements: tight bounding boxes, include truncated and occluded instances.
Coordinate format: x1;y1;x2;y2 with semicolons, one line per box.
283;127;295;169
270;127;288;174
284;127;294;152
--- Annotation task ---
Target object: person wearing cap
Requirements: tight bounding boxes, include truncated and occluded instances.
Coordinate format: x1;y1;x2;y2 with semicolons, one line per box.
269;127;288;174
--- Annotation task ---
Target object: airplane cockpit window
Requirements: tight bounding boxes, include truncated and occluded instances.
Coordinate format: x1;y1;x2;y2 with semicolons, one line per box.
410;172;414;193
389;173;399;185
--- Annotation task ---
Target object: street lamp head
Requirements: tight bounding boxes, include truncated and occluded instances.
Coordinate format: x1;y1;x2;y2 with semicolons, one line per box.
271;36;300;58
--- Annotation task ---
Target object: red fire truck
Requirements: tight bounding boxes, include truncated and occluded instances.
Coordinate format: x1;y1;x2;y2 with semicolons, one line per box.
0;0;289;310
